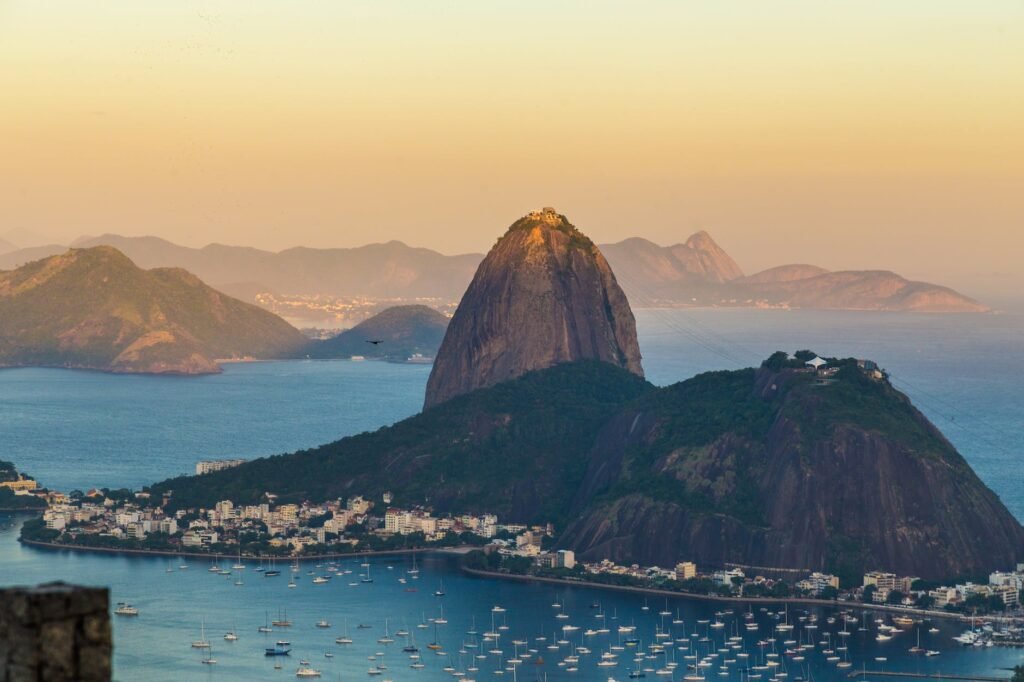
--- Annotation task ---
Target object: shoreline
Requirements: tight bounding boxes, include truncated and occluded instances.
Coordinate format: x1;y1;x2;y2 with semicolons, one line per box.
19;537;472;562
460;567;1007;624
17;538;1020;625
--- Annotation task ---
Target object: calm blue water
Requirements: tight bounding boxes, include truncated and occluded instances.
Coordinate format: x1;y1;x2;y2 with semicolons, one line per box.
0;517;1020;681
1;309;1023;679
0;360;430;492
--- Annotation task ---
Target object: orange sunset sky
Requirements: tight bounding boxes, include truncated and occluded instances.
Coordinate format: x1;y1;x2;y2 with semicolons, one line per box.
1;1;1021;296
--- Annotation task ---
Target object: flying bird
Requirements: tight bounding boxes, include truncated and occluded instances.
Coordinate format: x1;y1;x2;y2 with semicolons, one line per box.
366;340;383;345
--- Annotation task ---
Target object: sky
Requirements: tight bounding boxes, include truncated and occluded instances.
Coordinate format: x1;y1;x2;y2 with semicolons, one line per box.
1;1;1021;297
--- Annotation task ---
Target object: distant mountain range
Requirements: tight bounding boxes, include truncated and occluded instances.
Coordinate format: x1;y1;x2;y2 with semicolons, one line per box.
0;246;307;374
0;231;986;314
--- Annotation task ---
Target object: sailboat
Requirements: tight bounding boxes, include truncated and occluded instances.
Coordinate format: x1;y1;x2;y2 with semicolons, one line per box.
335;618;353;645
408;554;420;576
361;563;374;583
191;620;211;649
908;628;925;654
224;622;239;642
272;608;293;627
201;644;217;665
232;551;245;570
378;619;395;644
428;621;443;650
403;626;420;654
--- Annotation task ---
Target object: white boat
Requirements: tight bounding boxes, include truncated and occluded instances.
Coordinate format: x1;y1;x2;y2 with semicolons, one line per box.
114;602;139;616
191;620;211;649
295;666;322;677
336;618;353;644
378;619;395;644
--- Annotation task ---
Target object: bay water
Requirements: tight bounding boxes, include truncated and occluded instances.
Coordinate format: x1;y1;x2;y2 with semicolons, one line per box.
1;308;1022;680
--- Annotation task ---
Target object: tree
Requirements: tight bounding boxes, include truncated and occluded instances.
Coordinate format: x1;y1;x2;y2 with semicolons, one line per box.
862;585;877;604
820;586;839;601
963;593;989;611
986;595;1006;612
914;594;935;610
761;352;791;370
886;590;905;605
1010;665;1023;682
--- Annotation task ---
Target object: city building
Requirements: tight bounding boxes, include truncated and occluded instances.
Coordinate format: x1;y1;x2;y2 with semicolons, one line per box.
796;572;840;596
195;459;246;476
675;562;697;581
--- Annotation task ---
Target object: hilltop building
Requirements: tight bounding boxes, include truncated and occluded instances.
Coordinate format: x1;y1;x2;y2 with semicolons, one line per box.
195;459;246;475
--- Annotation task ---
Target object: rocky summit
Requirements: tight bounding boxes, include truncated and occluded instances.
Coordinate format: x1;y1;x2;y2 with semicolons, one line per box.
423;208;643;409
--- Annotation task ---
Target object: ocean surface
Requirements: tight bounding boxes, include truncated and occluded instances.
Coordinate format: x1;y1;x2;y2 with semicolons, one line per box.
1;308;1023;680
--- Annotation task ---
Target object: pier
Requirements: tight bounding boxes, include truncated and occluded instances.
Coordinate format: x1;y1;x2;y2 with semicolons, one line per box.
846;672;1009;681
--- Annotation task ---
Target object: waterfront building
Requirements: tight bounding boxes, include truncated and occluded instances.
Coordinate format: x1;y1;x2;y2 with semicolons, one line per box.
796;572;840;596
863;571;915;600
712;568;745;588
928;586;960;608
675;562;697;581
990;570;1024;591
0;477;39;493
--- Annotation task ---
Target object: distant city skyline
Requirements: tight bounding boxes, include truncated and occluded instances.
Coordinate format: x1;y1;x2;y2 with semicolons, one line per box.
1;1;1022;296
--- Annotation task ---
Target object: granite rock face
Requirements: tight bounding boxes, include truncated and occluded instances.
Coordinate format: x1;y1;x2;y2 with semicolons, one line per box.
424;208;643;409
0;583;111;682
558;366;1024;581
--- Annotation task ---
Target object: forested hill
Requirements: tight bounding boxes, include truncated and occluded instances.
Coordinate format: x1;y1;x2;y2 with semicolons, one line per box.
149;356;1024;581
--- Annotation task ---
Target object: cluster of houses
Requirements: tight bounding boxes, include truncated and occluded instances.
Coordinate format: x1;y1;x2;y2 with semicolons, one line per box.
39;486;550;556
580;558;785;594
523;556;1022;614
860;568;1023;610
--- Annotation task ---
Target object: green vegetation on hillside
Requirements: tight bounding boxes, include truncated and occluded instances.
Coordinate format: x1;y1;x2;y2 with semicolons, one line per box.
596;368;778;525
151;361;652;525
152;353;966;525
143;351;1021;580
0;246;306;373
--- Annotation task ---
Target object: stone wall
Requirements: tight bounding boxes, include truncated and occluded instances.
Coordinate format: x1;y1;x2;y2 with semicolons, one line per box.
0;582;110;682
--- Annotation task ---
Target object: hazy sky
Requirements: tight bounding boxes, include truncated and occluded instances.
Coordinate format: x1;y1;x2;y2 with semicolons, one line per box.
1;1;1021;295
